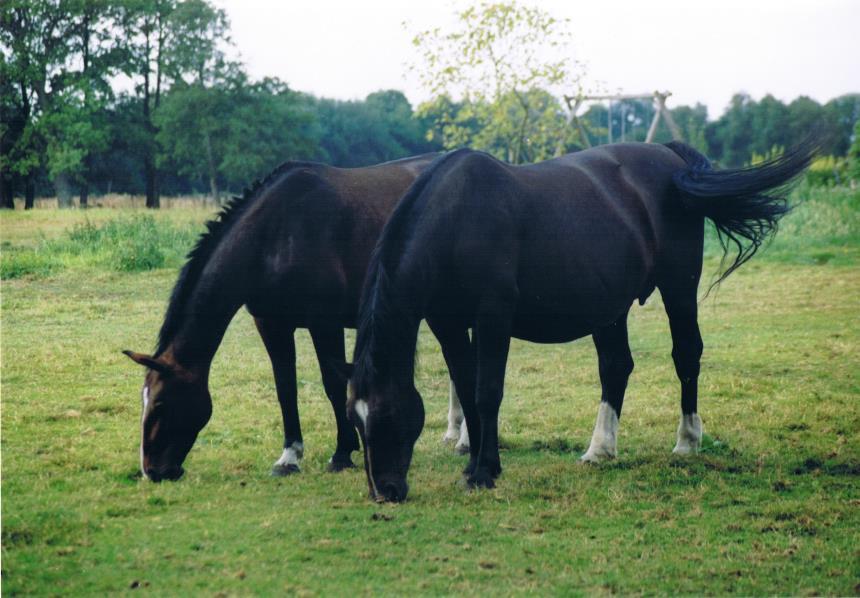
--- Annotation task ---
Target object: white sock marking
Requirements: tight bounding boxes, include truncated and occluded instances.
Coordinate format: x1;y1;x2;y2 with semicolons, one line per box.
673;412;702;455
352;399;381;498
581;402;619;463
140;385;150;479
456;417;470;453
443;380;464;442
275;441;304;467
354;399;369;427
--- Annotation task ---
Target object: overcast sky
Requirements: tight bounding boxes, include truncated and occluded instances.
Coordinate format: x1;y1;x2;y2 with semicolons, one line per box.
211;0;859;119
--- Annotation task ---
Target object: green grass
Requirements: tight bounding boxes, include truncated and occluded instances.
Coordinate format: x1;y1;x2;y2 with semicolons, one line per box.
2;188;859;595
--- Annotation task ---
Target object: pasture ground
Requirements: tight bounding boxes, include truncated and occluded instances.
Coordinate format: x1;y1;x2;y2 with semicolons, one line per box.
2;188;858;595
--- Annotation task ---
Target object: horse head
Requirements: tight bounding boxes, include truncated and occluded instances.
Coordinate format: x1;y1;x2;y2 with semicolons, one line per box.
123;350;212;482
347;371;425;503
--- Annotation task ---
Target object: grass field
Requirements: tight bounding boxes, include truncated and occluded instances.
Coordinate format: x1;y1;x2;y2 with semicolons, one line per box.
2;187;859;595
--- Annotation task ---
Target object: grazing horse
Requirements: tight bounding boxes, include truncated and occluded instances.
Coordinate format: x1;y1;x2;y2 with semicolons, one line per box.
123;153;462;481
348;141;814;502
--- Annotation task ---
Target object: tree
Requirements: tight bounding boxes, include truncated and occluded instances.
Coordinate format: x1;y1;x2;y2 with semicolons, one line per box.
118;0;231;208
849;119;860;183
669;103;709;152
411;1;585;163
310;91;438;167
1;1;75;207
157;76;318;199
822;94;860;156
219;80;318;186
0;51;38;208
1;0;122;208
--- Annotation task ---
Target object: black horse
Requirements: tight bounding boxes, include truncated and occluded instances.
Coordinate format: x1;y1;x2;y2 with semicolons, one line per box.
123;154;444;481
348;141;815;502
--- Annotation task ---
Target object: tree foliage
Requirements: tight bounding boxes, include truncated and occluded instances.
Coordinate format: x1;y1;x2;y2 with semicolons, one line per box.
411;1;585;163
1;0;857;210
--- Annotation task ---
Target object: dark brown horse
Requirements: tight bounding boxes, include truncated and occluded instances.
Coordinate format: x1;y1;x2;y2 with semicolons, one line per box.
348;141;814;502
124;154;445;481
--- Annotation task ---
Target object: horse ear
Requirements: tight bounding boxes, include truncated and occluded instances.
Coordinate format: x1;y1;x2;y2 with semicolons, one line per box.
328;359;355;383
122;350;172;374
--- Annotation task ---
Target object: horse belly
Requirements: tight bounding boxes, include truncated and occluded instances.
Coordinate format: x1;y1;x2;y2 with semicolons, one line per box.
511;311;594;343
513;254;648;342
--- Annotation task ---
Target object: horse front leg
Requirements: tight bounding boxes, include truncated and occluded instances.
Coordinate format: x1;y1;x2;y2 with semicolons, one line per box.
444;341;471;455
310;325;360;471
468;296;515;488
442;380;464;442
255;318;304;475
427;319;479;474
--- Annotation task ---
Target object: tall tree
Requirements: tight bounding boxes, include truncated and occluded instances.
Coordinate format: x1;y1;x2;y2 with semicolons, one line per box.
411;1;585;163
120;0;173;208
1;0;121;208
119;0;232;207
1;1;73;207
158;77;319;197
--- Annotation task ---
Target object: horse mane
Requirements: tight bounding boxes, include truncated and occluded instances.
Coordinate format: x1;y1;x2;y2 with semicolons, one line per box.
154;160;317;356
352;149;471;396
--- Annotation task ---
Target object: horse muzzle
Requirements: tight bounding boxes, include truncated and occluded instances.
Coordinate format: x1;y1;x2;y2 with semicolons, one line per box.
144;465;185;482
373;477;409;503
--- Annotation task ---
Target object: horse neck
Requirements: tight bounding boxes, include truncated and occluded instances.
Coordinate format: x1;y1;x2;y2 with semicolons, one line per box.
162;260;249;379
357;271;423;393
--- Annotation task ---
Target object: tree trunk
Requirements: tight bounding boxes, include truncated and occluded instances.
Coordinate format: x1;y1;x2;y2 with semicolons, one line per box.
80;182;89;209
55;172;74;208
24;177;35;209
145;157;160;209
204;130;220;205
1;177;14;209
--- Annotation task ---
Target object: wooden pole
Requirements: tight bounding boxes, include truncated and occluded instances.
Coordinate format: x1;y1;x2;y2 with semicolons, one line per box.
564;96;592;149
645;102;662;143
657;92;683;140
607;99;613;144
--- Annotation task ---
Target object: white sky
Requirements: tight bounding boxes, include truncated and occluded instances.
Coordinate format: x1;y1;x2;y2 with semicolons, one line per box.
212;0;859;119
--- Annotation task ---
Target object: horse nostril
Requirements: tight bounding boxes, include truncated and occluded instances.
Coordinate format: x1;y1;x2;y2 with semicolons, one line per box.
145;468;162;483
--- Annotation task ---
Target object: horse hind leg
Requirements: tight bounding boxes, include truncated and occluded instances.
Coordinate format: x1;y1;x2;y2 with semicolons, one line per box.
255;318;304;476
443;379;471;455
581;312;634;463
661;285;704;455
443;379;464;442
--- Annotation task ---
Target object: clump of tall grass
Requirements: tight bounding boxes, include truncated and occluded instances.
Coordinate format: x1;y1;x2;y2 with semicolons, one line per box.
1;215;202;279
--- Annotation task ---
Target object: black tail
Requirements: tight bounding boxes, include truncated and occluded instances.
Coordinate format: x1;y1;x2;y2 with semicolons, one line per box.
666;140;818;285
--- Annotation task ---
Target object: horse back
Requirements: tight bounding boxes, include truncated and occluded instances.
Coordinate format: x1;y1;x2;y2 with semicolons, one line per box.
397;145;697;341
240;157;436;325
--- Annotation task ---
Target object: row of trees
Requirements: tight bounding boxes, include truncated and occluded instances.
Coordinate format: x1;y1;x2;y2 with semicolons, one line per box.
2;1;858;210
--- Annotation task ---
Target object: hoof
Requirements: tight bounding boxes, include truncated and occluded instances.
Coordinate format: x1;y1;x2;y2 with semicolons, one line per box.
579;450;615;465
442;429;460;443
672;443;699;456
327;458;356;473
455;442;470;455
465;468;496;489
271;463;300;476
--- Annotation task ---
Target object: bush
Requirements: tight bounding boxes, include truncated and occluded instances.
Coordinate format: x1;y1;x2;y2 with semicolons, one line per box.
2;214;201;279
805;156;850;187
52;214;196;272
0;248;60;279
112;238;166;271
